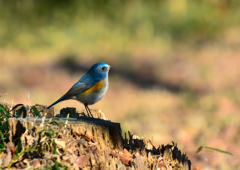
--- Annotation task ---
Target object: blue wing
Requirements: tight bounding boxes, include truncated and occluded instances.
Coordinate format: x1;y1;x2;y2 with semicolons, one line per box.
47;81;94;109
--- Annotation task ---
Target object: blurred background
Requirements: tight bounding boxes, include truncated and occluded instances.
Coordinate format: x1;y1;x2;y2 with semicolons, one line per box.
1;0;240;169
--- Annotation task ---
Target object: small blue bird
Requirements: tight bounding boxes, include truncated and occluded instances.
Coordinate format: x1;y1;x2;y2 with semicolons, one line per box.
47;62;112;118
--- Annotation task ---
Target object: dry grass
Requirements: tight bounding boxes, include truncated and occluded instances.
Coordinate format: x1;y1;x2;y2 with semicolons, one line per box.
1;39;240;169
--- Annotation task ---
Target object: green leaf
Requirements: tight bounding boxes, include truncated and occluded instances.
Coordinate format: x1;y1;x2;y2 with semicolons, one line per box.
50;120;65;126
15;141;22;155
0;121;9;132
195;146;203;154
0;143;5;148
52;159;68;170
7;147;38;168
0;93;8;98
0;110;9;119
11;104;24;112
0;104;9;118
53;140;57;155
13;137;21;142
52;117;77;120
16;106;27;118
0;130;5;149
31;106;41;117
195;145;234;156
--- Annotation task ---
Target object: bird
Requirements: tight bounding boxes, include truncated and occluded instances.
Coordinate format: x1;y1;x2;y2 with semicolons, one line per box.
47;62;112;118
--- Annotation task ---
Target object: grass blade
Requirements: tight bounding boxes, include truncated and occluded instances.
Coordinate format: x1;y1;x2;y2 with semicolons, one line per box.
10;104;24;112
0;110;9;119
0;130;5;149
0;104;9;118
7;147;38;168
31;106;41;117
16;106;27;118
195;145;234;156
52;117;77;120
50;120;65;126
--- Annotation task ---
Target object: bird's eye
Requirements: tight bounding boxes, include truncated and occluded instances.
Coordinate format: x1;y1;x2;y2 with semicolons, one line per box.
102;67;106;71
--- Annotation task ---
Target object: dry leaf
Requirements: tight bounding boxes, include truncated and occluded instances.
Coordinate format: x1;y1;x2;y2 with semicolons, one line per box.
90;145;97;152
118;151;123;156
157;156;169;169
119;156;131;165
24;135;36;145
157;156;164;162
30;159;41;169
104;148;109;162
146;141;153;150
2;149;12;168
123;149;132;159
0;152;4;159
55;139;66;149
80;132;93;142
74;130;83;136
135;152;145;169
9;146;16;158
90;145;99;161
132;135;140;139
75;151;92;168
110;151;118;157
110;150;132;166
66;148;74;154
40;136;47;143
157;162;167;169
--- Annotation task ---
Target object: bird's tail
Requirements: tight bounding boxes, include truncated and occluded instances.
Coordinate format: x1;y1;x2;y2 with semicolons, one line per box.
47;97;63;109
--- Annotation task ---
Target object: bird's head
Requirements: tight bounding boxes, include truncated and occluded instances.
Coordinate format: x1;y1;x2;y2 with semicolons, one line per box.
88;62;112;78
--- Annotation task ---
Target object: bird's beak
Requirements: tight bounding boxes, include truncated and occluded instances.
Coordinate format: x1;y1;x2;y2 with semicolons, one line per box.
110;65;113;68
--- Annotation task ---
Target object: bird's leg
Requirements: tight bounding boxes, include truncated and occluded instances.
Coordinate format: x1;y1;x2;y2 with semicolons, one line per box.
84;105;94;118
87;105;94;118
84;105;91;117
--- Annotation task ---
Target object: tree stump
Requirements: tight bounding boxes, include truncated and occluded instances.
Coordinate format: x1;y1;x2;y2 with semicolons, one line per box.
9;116;123;150
5;105;191;169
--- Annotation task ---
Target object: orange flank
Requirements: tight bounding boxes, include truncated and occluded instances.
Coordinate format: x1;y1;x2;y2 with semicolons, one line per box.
83;80;105;95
